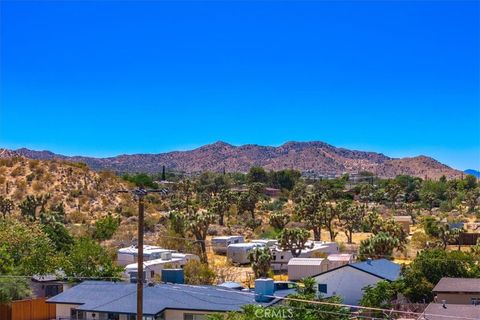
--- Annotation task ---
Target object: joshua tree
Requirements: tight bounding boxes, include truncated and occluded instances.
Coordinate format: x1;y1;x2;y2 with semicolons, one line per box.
269;211;290;230
19;194;51;221
0;196;14;219
296;193;323;241
338;201;365;244
278;228;310;257
248;247;272;278
185;209;215;262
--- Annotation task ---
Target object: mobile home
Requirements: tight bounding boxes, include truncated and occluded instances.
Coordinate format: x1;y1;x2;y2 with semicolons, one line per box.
227;242;265;265
212;236;244;254
271;241;339;271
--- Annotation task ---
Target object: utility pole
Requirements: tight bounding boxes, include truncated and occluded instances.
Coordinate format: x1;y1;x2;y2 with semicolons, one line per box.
117;188;168;320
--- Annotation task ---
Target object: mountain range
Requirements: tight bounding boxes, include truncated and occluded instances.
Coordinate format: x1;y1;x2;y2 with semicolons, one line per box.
0;141;464;179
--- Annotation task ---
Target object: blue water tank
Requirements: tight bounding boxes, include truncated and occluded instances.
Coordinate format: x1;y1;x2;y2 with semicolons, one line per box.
254;278;275;302
161;269;184;284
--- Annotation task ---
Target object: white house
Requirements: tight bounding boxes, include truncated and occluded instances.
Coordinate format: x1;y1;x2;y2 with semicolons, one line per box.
271;241;339;271
313;258;401;305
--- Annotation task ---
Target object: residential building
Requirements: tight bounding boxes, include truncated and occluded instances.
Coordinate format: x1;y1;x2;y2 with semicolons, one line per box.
422;302;480;320
313;258;401;305
47;279;289;320
433;277;480;305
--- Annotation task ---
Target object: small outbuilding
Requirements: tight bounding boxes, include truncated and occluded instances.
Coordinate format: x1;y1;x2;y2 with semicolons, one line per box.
326;253;355;270
393;215;413;234
287;258;328;281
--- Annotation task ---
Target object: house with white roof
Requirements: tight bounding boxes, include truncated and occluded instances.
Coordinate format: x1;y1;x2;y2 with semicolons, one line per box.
117;245;174;266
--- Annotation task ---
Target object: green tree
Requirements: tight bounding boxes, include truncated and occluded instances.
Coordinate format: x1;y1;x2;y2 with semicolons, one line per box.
360;280;399;318
62;237;122;279
0;278;32;303
248;247;272;278
278;228;310;257
0;219;59;275
122;173;158;189
400;249;480;302
93;213;120;241
247;167;269;184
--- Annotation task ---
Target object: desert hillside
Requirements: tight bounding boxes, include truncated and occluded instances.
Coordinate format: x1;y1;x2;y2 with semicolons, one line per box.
6;141;463;179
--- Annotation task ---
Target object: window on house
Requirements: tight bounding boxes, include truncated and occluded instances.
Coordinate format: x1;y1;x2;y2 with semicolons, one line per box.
318;284;327;294
273;255;276;260
280;256;284;260
471;298;480;305
70;309;86;320
107;313;119;320
184;313;207;320
151;270;155;278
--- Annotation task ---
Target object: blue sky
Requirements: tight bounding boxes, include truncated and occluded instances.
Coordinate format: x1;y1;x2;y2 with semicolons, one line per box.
1;1;479;170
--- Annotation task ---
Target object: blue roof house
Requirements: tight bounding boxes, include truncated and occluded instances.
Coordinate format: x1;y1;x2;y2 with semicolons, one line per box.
47;280;286;320
312;258;401;305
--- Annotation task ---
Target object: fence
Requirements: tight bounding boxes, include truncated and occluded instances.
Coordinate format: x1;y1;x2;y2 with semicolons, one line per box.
0;298;56;320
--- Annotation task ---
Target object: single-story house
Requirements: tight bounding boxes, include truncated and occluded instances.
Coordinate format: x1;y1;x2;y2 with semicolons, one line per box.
47;280;286;320
287;258;328;281
312;258;401;305
433;277;480;305
422;302;480;320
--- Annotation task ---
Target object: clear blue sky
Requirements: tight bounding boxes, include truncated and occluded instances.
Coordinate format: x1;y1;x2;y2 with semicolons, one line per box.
1;1;479;170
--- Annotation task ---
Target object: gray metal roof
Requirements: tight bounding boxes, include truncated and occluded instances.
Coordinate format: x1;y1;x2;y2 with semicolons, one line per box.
349;259;401;281
47;281;276;315
423;303;480;320
433;277;480;293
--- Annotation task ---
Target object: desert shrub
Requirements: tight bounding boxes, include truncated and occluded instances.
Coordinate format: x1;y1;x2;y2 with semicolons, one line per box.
184;260;216;285
32;181;44;192
11;166;25;177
